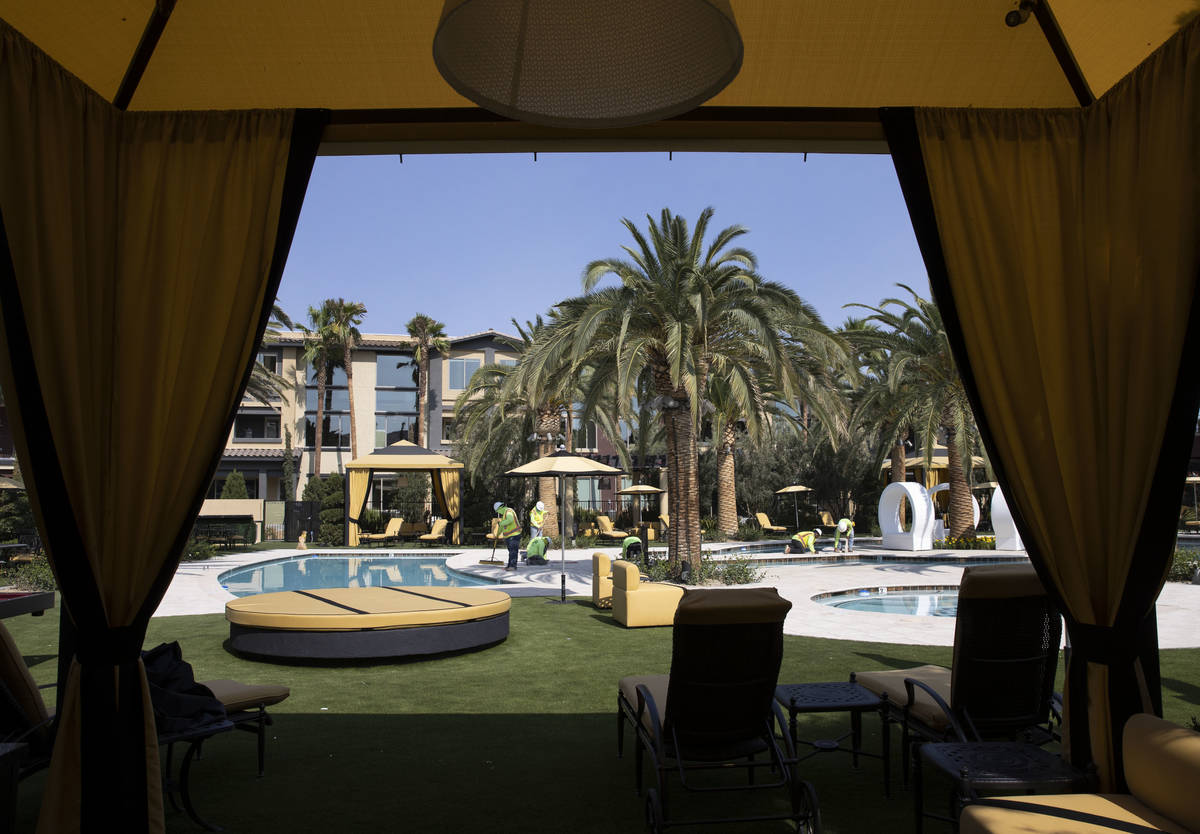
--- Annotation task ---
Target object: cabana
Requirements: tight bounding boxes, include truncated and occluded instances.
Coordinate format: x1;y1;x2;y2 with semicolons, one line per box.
0;4;1196;832
344;441;464;546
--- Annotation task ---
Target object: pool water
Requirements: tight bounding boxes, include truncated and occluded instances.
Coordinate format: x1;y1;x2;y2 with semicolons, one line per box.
818;587;959;617
218;555;487;597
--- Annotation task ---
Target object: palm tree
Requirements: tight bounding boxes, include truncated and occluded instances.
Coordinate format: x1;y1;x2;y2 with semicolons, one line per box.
244;304;294;405
299;303;336;480
406;314;450;448
457;316;623;541
325;298;367;460
537;207;804;571
849;284;981;538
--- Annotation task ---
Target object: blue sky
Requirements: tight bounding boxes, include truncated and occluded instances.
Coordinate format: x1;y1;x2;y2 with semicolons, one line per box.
278;151;930;338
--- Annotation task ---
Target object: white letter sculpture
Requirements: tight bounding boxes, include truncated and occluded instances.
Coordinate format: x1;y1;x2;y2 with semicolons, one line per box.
878;481;935;551
990;487;1024;551
929;483;981;533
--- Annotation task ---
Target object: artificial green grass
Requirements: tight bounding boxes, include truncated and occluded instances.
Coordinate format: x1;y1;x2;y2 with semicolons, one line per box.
6;599;1200;833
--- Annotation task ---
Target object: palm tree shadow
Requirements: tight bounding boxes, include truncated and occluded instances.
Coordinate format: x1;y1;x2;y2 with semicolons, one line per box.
1162;676;1200;706
852;651;944;670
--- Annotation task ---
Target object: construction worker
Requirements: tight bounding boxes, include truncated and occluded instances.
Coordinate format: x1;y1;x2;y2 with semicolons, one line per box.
529;500;546;538
495;501;522;570
834;517;855;553
785;528;819;554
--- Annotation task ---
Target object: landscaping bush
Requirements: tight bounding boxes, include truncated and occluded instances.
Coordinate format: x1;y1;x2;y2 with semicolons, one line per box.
1168;547;1199;583
301;473;347;546
220;470;249;499
0;487;34;542
934;535;996;550
714;557;763;585
0;554;56;591
359;508;386;534
735;521;762;541
180;536;218;562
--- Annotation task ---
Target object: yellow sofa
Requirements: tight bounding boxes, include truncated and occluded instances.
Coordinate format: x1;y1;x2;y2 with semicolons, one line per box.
960;713;1200;833
593;552;613;609
611;559;684;627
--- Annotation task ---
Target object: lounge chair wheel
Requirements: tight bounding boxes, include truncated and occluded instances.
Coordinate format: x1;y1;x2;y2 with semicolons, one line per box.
645;788;664;833
791;777;821;833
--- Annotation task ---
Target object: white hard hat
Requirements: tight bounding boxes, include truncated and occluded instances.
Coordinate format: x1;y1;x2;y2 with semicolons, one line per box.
838;519;850;531
536;501;545;511
493;502;503;512
814;528;822;537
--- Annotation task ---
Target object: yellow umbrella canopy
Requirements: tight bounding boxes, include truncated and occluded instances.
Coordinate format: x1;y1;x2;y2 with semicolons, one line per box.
506;451;624;603
617;484;664;527
775;484;812;494
880;445;987;471
775;484;812;529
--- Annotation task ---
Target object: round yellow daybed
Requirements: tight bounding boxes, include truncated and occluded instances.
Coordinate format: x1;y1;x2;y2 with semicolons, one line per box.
225;586;511;661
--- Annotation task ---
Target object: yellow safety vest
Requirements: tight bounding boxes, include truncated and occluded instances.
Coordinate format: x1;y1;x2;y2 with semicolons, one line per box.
497;507;521;538
530;507;545;528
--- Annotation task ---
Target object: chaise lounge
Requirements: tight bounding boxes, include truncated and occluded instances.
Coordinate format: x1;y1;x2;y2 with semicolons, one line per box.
359;516;403;547
596;515;629;541
418;518;449;546
755;512;787;533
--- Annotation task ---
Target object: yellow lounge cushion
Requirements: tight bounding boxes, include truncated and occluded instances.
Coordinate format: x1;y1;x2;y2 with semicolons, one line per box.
619;674;669;732
226;586;511;631
0;621;49;726
203;679;291;712
592;552;613;609
1124;713;1200;832
959;794;1190;834
854;665;952;730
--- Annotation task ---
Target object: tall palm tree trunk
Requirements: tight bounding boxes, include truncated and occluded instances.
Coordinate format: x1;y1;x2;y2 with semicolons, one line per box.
944;424;975;538
716;422;738;536
535;410;559;539
344;344;358;460
662;400;702;572
313;365;326;479
890;440;907;528
415;351;428;447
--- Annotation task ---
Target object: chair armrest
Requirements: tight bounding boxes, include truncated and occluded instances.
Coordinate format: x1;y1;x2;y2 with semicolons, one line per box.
904;676;969;742
636;683;666;757
771;700;798;760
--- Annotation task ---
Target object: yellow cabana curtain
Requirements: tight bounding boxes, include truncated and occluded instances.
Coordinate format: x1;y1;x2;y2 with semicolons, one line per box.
432;469;462;544
0;21;323;832
882;17;1200;790
346;469;372;546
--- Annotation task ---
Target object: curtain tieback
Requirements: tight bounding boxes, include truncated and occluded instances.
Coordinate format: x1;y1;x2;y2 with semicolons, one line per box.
1069;622;1142;666
75;624;144;666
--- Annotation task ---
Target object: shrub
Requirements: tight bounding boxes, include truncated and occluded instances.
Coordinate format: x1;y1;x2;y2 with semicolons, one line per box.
0;554;56;591
934;535;996;551
643;560;673;582
715;558;763;585
1167;548;1199;583
735;522;762;541
180;536;219;562
317;473;345;546
359;508;386;534
0;488;34;542
220;470;249;499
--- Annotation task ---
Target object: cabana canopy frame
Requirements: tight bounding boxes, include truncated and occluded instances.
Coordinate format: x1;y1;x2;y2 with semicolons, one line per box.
1;2;1197;830
344;441;464;546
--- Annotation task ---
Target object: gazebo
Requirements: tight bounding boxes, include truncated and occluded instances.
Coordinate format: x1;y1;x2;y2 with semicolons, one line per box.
0;4;1196;831
343;441;464;546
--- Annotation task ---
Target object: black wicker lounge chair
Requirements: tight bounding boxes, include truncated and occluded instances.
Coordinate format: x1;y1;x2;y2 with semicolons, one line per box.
617;588;821;832
854;564;1062;784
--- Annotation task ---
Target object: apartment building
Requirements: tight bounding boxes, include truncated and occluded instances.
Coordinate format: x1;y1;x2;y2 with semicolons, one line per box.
209;329;520;501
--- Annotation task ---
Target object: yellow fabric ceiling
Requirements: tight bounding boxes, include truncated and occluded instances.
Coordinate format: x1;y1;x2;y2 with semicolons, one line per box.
0;1;1190;114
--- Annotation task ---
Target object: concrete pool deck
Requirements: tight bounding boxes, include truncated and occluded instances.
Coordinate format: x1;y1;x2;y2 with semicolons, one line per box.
152;541;1200;648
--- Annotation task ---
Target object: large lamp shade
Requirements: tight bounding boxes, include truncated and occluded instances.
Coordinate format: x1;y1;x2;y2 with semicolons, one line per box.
433;0;743;129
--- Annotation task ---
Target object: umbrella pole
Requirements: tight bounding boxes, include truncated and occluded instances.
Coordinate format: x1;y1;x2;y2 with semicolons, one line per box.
793;495;799;531
559;475;567;602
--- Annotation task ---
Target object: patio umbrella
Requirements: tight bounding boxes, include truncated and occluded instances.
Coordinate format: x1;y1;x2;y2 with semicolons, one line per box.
775;484;812;530
506;450;623;603
616;484;664;528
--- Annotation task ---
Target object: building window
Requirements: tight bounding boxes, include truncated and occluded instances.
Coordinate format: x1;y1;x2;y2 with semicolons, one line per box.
306;389;351;411
207;472;260;499
257;349;282;375
233;413;280;441
376;353;418;388
497;358;517;367
576;477;599;509
441;417;455;443
305;414;351;449
574;419;598;450
448;357;481;389
376;390;418;413
375;415;411;448
305;363;348;386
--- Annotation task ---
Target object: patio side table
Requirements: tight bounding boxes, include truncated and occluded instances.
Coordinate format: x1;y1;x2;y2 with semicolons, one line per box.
774;678;891;796
915;741;1092;833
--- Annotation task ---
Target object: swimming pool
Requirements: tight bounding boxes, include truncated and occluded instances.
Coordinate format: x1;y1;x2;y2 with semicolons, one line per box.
218;555;489;597
815;586;959;617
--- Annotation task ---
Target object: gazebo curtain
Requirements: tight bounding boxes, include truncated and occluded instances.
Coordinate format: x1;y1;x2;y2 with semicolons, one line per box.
346;468;372;546
433;469;462;544
0;21;323;833
882;18;1200;790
